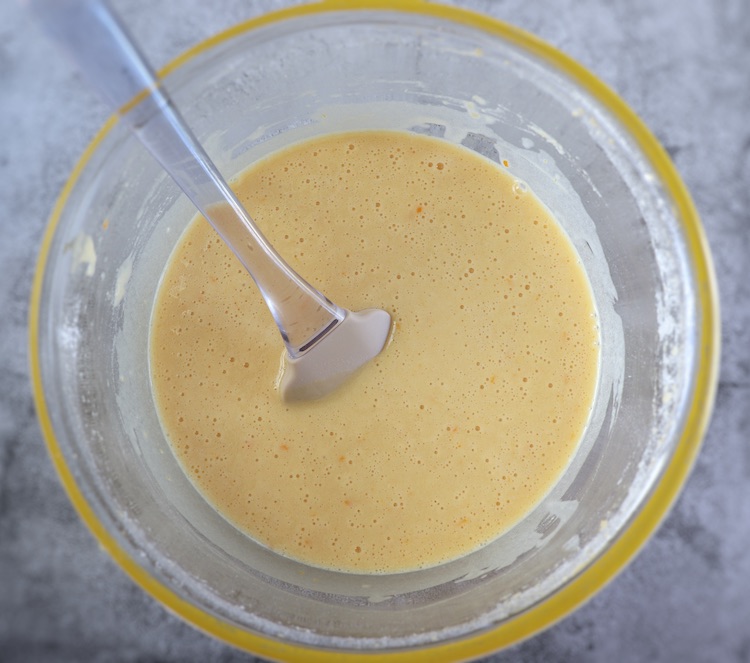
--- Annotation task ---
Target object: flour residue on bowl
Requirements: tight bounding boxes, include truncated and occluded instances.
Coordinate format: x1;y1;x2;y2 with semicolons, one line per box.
65;233;97;276
114;255;133;307
149;130;600;574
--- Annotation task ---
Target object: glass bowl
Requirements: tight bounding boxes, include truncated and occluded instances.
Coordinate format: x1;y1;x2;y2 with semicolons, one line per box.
29;1;719;660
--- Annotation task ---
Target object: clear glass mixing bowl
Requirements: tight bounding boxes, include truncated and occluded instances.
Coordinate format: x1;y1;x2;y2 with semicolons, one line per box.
30;2;719;660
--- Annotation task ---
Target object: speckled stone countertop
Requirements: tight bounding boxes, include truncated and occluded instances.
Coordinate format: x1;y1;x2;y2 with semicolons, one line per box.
1;1;748;661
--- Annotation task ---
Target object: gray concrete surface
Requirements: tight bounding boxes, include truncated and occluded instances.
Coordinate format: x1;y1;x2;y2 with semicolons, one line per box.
1;0;748;661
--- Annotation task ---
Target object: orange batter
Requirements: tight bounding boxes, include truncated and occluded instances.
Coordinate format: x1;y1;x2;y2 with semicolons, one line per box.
149;131;599;573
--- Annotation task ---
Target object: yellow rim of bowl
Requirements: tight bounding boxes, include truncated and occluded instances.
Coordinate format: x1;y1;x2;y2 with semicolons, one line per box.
29;1;720;660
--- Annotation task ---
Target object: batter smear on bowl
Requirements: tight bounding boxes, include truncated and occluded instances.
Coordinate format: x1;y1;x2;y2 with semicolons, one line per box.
149;131;599;573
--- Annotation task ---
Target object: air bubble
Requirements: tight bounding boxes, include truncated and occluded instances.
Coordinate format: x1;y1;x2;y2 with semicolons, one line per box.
512;179;529;195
